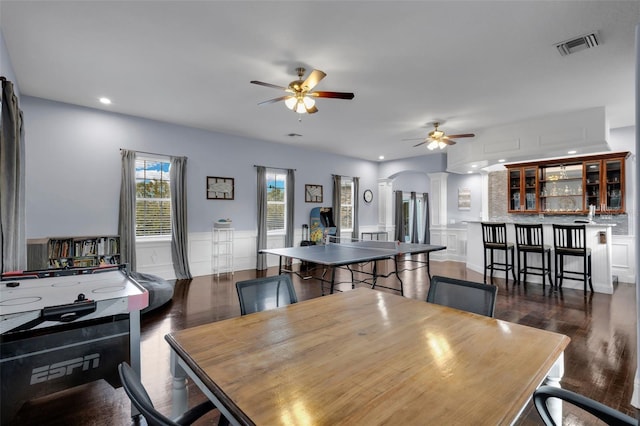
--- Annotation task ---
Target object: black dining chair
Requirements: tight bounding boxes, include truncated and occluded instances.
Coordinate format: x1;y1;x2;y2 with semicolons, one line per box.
533;385;637;426
426;275;498;317
118;362;229;426
481;222;517;285
552;224;593;294
236;274;298;315
514;223;553;288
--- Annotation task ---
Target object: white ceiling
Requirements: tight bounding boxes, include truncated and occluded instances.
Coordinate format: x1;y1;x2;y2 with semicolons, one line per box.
1;1;638;162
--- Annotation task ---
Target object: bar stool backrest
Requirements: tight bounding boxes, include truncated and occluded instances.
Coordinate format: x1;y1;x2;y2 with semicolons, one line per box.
553;224;587;253
481;223;508;247
514;223;545;248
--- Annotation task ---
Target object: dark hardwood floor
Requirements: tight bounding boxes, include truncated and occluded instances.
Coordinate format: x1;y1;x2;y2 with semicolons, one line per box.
10;259;639;425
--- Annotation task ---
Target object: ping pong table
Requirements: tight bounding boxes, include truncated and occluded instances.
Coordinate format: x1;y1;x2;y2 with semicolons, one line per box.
261;239;446;295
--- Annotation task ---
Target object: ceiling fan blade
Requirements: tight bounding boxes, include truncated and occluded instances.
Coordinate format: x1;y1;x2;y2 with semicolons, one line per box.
310;91;355;99
302;69;326;91
257;95;290;105
443;139;457;145
250;80;288;90
413;140;427;147
306;104;319;114
446;133;475;138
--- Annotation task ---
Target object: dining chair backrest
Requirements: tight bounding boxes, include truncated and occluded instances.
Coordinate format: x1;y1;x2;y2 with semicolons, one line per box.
514;223;545;248
427;275;498;317
481;222;509;247
553;224;587;253
236;274;298;315
533;385;637;426
118;362;217;426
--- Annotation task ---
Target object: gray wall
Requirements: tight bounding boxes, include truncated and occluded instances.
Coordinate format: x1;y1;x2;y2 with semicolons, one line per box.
21;96;380;238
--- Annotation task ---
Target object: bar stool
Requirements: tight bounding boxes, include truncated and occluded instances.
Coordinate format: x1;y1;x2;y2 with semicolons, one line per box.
514;223;553;288
552;224;593;294
481;222;516;284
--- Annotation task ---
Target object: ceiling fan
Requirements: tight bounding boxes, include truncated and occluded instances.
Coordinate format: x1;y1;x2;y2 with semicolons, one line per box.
250;67;355;114
407;122;475;150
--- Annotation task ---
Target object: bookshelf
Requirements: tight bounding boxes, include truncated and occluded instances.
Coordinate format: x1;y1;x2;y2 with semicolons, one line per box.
27;235;120;270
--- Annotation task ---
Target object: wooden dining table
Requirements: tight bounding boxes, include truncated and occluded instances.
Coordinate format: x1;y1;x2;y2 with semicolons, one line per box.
165;288;570;425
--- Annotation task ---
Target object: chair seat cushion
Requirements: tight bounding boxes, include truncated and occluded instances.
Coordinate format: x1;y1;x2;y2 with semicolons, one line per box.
518;244;551;252
556;247;591;256
485;242;514;249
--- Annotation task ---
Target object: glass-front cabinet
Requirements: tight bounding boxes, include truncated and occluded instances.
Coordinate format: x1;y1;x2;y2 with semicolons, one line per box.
508;166;538;212
506;152;628;215
539;164;583;213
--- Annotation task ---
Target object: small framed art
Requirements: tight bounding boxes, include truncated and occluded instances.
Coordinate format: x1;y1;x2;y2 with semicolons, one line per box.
207;176;234;200
305;184;323;203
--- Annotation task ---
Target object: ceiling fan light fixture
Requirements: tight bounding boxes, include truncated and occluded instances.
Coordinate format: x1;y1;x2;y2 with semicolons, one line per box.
437;141;447;149
285;95;315;114
427;140;439;150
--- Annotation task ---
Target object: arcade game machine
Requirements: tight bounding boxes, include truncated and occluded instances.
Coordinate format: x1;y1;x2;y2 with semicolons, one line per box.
309;207;337;244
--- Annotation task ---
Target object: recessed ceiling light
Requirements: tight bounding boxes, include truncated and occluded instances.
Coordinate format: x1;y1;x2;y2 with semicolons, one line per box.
471;164;477;168
99;97;111;105
378;155;385;160
568;150;577;154
498;159;506;163
467;171;473;174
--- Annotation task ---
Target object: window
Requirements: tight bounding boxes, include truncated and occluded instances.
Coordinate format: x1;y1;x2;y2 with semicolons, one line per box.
135;158;171;237
340;178;353;230
401;194;425;242
266;170;287;233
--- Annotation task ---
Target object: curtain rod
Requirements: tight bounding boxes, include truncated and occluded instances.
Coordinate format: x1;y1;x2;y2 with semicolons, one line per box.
253;165;296;171
120;148;182;159
332;174;360;179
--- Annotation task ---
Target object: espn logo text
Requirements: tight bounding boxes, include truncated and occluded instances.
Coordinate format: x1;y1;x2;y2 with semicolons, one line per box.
30;354;100;384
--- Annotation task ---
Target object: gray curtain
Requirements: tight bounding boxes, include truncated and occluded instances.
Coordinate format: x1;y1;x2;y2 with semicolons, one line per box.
0;78;26;272
394;191;404;242
118;149;137;271
256;166;267;270
410;191;419;243
170;156;192;279
332;175;341;239
285;169;295;248
422;192;431;244
352;177;360;241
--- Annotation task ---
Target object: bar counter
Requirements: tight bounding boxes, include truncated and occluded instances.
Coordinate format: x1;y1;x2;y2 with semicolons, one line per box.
466;221;614;294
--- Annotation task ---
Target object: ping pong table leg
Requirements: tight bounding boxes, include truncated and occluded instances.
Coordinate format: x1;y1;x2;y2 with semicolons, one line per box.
393;257;404;296
370;261;378;290
426;253;433;280
278;256;283;274
329;267;337;295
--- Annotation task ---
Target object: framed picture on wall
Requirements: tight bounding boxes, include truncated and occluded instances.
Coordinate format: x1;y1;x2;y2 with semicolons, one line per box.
207;176;234;200
458;187;471;210
305;184;323;203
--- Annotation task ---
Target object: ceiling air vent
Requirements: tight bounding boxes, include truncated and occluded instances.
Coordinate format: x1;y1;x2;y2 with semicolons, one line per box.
555;32;600;56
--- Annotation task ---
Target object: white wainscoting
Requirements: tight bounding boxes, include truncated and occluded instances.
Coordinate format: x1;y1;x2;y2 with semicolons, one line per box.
429;226;468;263
611;235;636;284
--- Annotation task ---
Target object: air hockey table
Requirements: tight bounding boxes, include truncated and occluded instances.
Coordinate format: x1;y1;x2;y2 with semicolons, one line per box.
0;265;149;424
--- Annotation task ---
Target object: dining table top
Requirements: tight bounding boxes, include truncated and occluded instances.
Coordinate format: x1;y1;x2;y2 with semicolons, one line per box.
165;287;570;425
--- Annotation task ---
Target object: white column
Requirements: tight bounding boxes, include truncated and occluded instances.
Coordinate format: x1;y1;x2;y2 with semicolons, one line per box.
427;172;449;227
378;179;394;236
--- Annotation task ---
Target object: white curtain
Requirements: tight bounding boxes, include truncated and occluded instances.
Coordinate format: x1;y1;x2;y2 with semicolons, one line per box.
170;156;192;279
118;149;137;271
0;78;26;273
